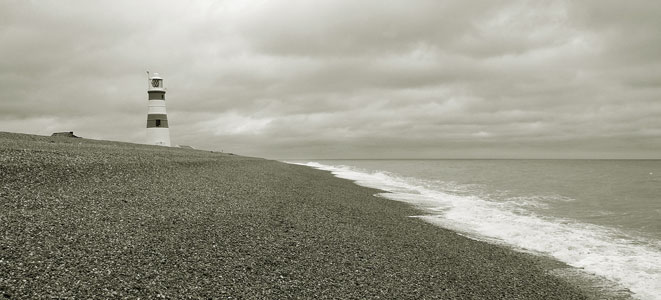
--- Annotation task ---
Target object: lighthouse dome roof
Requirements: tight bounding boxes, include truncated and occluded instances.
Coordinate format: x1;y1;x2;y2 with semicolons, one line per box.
151;73;162;79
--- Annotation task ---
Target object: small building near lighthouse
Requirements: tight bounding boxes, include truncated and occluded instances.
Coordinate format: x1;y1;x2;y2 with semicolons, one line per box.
146;72;171;146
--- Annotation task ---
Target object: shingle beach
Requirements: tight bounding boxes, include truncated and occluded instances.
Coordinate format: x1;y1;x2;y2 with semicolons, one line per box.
1;132;593;299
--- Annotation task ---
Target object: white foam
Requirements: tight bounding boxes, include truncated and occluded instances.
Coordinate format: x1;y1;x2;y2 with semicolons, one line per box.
290;161;661;300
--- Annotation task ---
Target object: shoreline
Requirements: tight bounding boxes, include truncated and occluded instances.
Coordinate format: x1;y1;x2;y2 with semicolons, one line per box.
290;160;637;300
1;132;618;299
288;161;635;300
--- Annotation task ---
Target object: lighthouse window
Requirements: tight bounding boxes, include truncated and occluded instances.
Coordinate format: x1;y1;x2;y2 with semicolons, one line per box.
155;119;161;127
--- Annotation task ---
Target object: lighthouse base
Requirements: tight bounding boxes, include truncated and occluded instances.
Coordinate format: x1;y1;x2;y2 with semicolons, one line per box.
147;128;171;147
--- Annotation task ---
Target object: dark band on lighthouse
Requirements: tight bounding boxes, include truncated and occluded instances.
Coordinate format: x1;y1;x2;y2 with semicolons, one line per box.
148;91;165;100
147;114;169;128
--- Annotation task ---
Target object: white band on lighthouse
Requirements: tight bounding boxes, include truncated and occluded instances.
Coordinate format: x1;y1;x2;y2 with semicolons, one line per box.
146;72;171;146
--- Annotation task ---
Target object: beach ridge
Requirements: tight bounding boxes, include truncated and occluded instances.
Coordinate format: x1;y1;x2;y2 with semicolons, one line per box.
1;132;594;299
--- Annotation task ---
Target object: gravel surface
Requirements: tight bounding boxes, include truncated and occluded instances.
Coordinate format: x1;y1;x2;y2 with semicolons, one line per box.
0;132;591;299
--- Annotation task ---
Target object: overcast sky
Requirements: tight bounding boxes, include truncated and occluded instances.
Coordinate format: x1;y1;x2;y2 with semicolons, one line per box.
1;0;660;159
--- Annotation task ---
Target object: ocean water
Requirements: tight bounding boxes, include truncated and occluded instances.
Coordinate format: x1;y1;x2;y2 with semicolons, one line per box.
287;160;661;300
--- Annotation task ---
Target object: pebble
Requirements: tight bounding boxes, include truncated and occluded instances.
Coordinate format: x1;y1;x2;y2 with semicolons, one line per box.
0;132;590;299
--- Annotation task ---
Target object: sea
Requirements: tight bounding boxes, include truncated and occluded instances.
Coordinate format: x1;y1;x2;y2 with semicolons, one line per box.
286;159;661;300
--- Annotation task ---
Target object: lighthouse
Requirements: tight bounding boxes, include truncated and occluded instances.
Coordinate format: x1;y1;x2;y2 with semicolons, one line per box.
146;72;171;146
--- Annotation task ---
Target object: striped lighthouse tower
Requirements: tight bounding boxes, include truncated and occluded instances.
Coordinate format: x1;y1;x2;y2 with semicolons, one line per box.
146;72;171;146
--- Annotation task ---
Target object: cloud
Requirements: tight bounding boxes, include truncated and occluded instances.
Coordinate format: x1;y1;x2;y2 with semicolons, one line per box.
1;0;660;158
